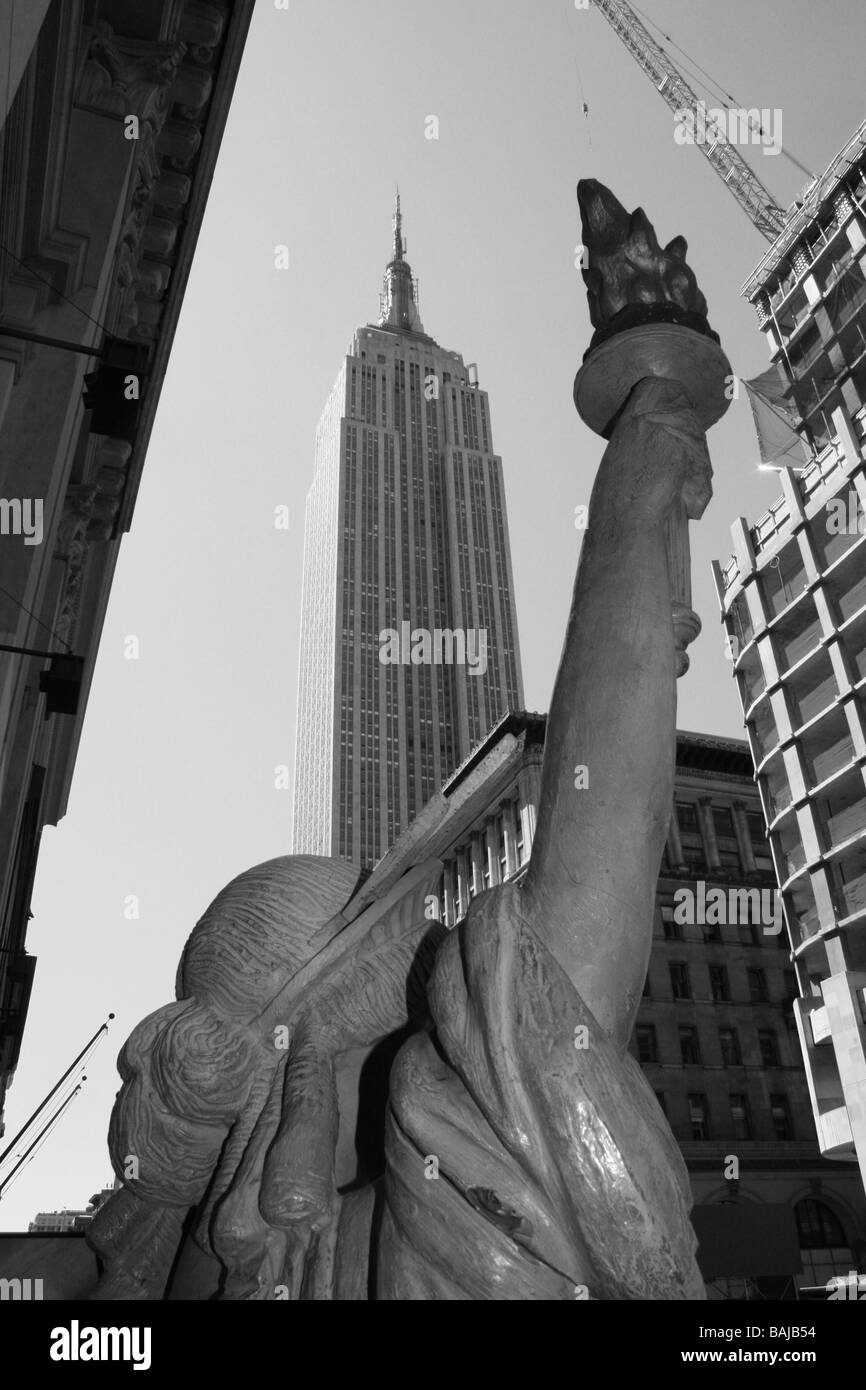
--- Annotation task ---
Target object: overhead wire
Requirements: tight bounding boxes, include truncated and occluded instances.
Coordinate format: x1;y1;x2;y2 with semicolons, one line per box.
0;578;74;653
0;237;108;336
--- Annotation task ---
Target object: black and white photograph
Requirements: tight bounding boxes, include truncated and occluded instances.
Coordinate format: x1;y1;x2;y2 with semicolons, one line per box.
0;0;864;1362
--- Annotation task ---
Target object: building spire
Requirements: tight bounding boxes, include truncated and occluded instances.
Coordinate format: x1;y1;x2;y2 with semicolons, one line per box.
379;189;424;334
393;186;404;261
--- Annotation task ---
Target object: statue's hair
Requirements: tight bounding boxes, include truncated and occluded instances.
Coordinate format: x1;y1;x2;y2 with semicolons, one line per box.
177;855;361;1018
109;1001;242;1205
106;855;361;1210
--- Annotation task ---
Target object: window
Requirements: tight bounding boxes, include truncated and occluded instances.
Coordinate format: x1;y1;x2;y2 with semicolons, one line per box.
747;967;769;1003
677;803;699;833
770;1093;793;1140
688;1093;710;1140
759;1029;780;1067
795;1199;853;1291
514;805;526;866
679;1026;701;1065
783;970;798;1003
709;964;730;1001
719;1027;742;1067
670;963;691;999
682;843;705;872
730;1093;753;1140
636;1024;658;1064
663;910;683;941
746;810;767;846
795;1197;847;1248
713;807;735;839
654;1090;667;1116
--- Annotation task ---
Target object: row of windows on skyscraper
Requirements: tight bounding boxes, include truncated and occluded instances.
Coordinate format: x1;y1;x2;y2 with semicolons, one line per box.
347;357;490;451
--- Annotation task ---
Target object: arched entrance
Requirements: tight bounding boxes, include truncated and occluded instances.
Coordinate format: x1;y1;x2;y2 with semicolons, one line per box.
795;1198;854;1294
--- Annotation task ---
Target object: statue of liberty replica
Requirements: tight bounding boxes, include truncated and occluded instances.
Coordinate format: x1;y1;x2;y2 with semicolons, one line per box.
88;182;731;1300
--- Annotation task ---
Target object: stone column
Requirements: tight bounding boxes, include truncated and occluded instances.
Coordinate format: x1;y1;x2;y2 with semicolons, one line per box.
664;498;701;676
667;806;687;871
517;769;539;856
697;797;722;873
502;800;518;879
485;824;500;887
470;836;485;896
732;800;757;874
455;852;469;920
442;862;456;927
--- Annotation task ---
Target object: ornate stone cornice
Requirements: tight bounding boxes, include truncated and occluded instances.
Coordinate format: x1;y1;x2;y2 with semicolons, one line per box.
53;441;131;646
675;765;759;790
75;23;187;126
97;9;232;348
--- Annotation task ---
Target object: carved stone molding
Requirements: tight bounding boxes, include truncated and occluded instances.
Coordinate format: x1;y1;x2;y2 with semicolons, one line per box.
53;483;98;648
52;442;132;645
75;23;187;127
170;65;213;120
90;439;133;539
178;2;228;61
157;118;203;170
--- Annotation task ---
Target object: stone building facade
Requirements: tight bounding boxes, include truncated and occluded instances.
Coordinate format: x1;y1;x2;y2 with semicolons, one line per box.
0;0;254;1131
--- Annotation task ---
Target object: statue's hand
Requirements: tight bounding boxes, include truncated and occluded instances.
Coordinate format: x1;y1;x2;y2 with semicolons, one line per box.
602;375;713;528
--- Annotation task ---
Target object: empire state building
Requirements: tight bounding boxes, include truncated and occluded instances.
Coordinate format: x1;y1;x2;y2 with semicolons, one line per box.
292;197;524;869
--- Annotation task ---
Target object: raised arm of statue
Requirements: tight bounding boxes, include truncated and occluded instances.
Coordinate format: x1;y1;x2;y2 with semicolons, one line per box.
522;374;712;1050
522;179;729;1052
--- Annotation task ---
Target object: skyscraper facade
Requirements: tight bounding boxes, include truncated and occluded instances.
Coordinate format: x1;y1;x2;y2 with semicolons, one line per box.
293;200;524;869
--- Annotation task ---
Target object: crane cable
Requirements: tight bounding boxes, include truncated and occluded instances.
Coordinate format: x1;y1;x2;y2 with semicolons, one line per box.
563;2;593;150
629;1;816;183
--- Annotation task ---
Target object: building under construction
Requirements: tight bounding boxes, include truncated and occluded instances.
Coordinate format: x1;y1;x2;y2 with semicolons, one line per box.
715;118;866;1194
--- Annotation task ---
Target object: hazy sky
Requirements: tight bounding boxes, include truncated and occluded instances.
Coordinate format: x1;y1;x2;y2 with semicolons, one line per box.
2;0;865;1229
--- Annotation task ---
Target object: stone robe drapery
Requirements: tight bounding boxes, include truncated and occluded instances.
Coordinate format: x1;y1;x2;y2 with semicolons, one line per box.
371;884;703;1299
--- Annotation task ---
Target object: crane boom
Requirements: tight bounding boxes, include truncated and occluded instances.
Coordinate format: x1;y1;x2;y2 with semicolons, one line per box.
591;0;787;242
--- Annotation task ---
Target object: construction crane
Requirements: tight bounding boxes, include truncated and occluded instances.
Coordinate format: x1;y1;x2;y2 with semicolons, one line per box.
590;0;787;242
